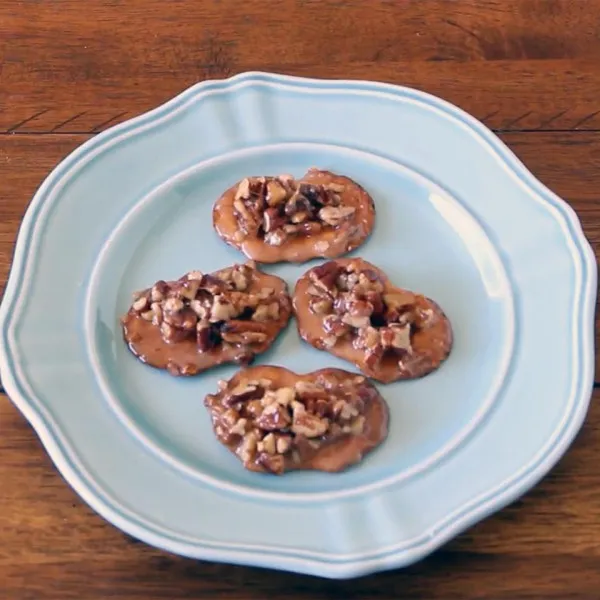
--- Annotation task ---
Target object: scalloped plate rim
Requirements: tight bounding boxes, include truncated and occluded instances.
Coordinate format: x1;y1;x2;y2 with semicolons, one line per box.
0;71;596;579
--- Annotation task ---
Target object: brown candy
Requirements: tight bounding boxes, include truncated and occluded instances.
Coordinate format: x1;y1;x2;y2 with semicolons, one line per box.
204;365;389;474
212;168;375;263
121;261;291;376
293;258;453;383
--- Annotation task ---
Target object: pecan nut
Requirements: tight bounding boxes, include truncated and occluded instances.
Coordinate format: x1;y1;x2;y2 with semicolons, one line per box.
256;402;292;431
318;205;356;226
220;320;269;345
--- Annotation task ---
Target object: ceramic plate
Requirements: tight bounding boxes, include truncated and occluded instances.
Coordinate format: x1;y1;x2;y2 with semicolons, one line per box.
0;73;596;579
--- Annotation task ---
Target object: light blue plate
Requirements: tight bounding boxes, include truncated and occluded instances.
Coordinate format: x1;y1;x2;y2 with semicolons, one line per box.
0;73;596;578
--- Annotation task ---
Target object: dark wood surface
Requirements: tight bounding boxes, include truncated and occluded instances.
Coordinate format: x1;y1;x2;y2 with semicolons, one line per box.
1;1;599;598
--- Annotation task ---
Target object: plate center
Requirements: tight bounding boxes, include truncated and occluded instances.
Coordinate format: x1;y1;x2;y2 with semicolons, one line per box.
86;143;514;501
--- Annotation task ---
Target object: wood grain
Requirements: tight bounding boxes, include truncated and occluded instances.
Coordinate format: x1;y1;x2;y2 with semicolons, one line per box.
2;1;600;133
2;1;600;598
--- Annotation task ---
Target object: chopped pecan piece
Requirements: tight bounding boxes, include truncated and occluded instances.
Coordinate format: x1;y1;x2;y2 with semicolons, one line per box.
291;407;329;438
266;180;288;206
263;207;286;233
204;365;389;475
256;452;285;474
323;314;350;338
256;403;292;431
121;261;292;376
309;297;333;315
252;301;280;322
223;381;265;406
293;258;453;382
318;205;356;226
220;320;269;345
311;261;343;291
381;324;412;351
213;169;375;263
150;280;169;302
235;178;251;201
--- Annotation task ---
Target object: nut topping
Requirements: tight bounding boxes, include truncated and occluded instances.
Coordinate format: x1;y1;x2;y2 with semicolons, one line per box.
210;295;236;322
309;297;333;315
326;182;345;193
266;180;288;206
341;313;370;329
220;321;269;345
132;296;148;312
323;314;350;338
318;205;356;226
230;418;248;436
213;169;376;263
121;262;292;376
235;178;251;201
226;381;262;404
276;436;292;454
294;258;454;383
382;324;412;350
291;409;329;438
256;403;292;431
204;366;389;475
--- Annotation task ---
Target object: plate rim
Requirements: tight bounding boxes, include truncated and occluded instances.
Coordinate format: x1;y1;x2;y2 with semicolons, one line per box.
0;71;596;578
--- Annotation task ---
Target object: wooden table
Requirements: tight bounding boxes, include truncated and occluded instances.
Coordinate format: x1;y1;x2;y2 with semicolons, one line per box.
1;1;599;598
